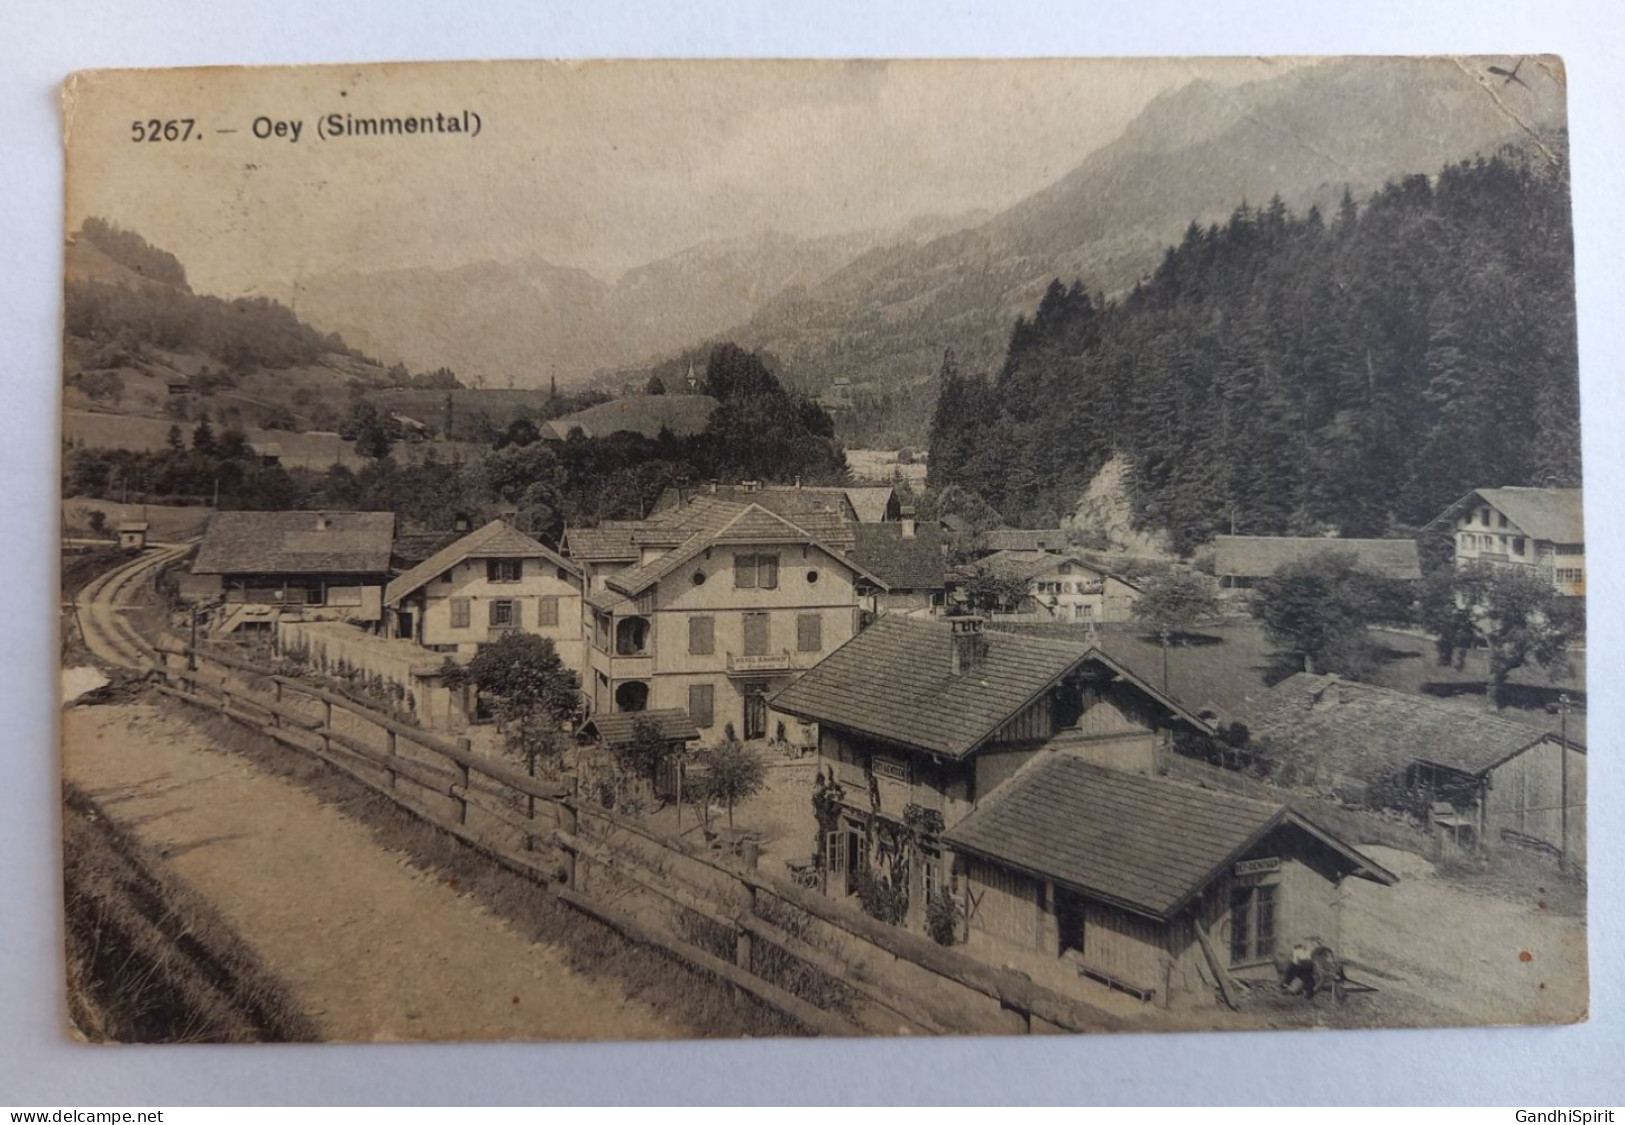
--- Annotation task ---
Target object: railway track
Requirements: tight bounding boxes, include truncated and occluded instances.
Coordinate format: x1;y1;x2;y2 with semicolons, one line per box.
72;543;192;669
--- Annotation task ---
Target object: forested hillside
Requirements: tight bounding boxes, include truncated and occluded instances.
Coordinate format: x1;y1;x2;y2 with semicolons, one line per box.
929;147;1580;554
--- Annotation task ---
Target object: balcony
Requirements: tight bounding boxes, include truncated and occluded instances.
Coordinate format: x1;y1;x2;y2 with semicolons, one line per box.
726;650;793;675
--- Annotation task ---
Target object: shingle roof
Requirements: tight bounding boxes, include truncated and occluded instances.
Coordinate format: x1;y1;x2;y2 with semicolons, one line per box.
582;708;701;746
193;511;395;575
850;523;946;591
982;529;1070;553
385;520;577;605
976;550;1103;584
770;616;1208;758
1426;487;1585;544
1213;536;1422;580
1241;672;1553;779
944;755;1393;919
843;487;897;524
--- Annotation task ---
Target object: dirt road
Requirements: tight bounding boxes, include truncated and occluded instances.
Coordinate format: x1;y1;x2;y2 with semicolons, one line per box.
63;701;684;1042
1341;846;1587;1025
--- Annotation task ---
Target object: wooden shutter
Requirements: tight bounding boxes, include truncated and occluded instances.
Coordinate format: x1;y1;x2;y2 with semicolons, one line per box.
761;554;779;589
536;595;559;627
689;615;714;655
796;612;822;652
734;553;756;589
450;597;470;628
687;683;714;728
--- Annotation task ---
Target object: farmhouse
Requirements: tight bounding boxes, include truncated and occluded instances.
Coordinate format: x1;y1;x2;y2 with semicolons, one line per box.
382;519;584;673
977;528;1069;555
1213;535;1422;590
771;615;1394;1005
1425;487;1585;597
965;549;1140;623
1242;673;1586;864
188;510;395;634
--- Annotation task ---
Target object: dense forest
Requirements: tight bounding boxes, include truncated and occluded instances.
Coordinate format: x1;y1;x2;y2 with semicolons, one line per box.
928;146;1580;554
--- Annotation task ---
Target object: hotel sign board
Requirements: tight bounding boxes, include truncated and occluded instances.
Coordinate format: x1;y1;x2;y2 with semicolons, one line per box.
1234;857;1281;877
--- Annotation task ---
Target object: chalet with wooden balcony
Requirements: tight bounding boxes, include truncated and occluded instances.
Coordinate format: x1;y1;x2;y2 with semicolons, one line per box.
563;495;886;740
771;615;1395;1005
1425;487;1585;597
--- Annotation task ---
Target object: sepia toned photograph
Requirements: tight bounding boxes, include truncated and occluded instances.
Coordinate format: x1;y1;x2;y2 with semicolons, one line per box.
58;55;1585;1045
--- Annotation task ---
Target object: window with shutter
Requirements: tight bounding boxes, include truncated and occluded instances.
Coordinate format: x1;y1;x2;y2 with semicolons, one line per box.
490;600;515;627
734;554;756;589
487;559;522;583
760;555;778;589
689;615;715;655
796;612;822;652
688;683;714;728
536;595;559;627
450;598;471;629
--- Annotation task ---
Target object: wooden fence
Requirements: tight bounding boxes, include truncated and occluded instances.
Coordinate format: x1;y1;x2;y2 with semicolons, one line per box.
147;643;1125;1038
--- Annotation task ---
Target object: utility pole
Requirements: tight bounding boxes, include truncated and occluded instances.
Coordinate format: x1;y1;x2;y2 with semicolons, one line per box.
1558;693;1570;875
1160;627;1171;692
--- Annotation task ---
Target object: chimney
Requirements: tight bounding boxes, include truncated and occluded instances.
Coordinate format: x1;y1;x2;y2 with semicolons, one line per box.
453;512;472;533
900;506;917;539
948;615;989;676
314;511;330;532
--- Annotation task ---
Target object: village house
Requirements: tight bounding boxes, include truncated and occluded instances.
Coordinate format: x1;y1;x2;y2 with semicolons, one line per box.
563;495;888;740
1241;673;1586;865
1425;486;1585;597
381;518;585;672
539;393;720;442
1213;535;1422;591
185;510;396;635
847;512;947;616
972;528;1070;556
651;481;902;528
960;549;1140;624
770;615;1396;1005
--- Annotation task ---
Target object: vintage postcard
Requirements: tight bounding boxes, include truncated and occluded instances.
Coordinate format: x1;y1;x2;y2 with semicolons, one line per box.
59;57;1585;1043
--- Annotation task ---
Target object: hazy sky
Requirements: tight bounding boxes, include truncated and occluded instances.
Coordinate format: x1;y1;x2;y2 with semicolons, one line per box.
65;57;1312;294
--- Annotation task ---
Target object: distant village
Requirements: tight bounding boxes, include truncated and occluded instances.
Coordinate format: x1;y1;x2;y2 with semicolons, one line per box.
145;470;1585;1013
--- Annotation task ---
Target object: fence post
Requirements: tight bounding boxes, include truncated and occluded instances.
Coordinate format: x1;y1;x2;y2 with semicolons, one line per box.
561;778;579;890
455;736;472;825
272;679;283;729
386;729;398;790
320;698;333;756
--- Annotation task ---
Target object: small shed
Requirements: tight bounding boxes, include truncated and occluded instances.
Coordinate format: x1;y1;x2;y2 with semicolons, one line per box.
116;520;149;550
579;708;703;800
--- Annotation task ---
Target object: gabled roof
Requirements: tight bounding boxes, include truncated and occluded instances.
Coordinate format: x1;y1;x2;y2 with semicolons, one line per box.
1425;487;1585;544
385;520;578;605
581;708;701;747
770;616;1210;759
975;549;1104;584
843;487;898;524
849;523;946;591
943;756;1395;920
564;526;641;562
605;503;884;597
1213;535;1422;581
1242;672;1558;779
193;511;396;575
540;394;719;441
